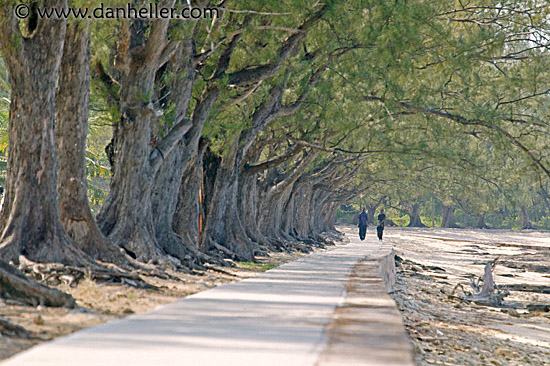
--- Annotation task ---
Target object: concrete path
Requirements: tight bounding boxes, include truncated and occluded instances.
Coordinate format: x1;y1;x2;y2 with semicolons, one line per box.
2;228;414;366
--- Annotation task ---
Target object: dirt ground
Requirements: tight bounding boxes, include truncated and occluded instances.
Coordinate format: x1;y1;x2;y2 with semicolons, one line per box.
386;227;550;366
0;251;307;362
2;228;549;365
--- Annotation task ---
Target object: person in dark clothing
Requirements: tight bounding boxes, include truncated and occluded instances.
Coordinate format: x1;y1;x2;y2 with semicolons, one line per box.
357;208;368;240
377;209;386;240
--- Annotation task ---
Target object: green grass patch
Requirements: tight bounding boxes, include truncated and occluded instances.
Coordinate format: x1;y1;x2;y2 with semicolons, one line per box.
238;262;277;271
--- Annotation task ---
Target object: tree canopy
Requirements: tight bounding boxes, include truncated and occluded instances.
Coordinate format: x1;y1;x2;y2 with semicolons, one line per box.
0;0;549;304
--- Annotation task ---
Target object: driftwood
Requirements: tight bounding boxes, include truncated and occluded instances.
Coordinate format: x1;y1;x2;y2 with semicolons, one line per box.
450;258;509;306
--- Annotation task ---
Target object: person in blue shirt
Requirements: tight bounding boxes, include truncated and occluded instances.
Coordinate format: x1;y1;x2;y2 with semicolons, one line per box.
377;209;386;240
358;208;368;240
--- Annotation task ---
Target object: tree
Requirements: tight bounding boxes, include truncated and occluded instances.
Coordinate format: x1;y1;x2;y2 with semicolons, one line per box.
95;2;193;262
0;0;92;266
0;0;85;308
56;19;128;264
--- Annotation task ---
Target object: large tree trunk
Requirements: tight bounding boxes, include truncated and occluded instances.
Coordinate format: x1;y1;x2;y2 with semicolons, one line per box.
476;213;488;229
314;190;334;233
257;182;296;245
198;10;329;259
151;42;200;263
96;14;181;263
520;205;534;229
200;81;312;257
238;167;272;251
155;86;219;263
441;204;457;228
405;203;426;227
200;139;256;259
96;63;162;262
257;151;319;244
172;147;205;253
0;2;92;266
56;21;126;264
291;185;316;241
464;211;472;227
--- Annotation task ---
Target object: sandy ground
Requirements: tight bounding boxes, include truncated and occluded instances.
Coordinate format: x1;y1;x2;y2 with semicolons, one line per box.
385;227;550;366
2;227;549;365
0;251;306;362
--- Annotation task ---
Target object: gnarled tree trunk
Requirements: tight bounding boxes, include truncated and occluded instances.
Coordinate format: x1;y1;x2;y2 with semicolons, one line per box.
56;21;126;264
200;139;256;259
0;1;92;266
476;213;488;229
441;204;457;228
96;12;190;263
520;205;534;229
151;41;201;263
405;203;425;227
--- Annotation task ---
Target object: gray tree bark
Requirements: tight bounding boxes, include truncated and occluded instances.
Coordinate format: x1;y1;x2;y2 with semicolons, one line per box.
402;203;425;227
96;10;191;262
151;39;200;263
56;21;127;264
0;1;92;266
475;213;488;229
441;204;458;228
0;1;87;306
520;205;534;229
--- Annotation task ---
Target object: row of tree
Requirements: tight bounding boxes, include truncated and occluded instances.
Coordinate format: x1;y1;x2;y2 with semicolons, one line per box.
0;0;549;305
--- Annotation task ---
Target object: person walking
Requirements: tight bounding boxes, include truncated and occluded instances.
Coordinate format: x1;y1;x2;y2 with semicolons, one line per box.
358;208;368;241
376;209;386;240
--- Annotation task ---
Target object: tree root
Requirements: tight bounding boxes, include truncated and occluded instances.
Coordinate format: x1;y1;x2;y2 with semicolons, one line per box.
207;240;246;263
0;317;31;339
18;255;156;290
0;260;75;308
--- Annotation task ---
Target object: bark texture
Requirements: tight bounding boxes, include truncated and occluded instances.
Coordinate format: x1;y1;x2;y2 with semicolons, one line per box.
404;203;425;227
520;205;534;229
0;1;92;266
441;205;458;228
151;41;199;262
96;10;187;262
475;213;488;229
56;21;126;264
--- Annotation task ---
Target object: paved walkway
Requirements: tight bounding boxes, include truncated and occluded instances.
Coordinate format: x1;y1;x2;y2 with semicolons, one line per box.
2;228;414;366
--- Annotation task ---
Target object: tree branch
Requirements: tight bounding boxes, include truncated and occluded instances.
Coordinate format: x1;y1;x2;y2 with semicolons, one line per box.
227;4;327;87
365;95;550;178
244;144;304;175
150;117;193;170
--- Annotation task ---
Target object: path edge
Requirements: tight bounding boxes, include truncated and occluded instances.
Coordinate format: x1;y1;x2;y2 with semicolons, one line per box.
314;241;415;365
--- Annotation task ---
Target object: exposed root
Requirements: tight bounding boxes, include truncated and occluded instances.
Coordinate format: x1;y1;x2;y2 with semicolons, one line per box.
208;240;245;263
0;317;31;339
18;256;156;290
0;260;75;308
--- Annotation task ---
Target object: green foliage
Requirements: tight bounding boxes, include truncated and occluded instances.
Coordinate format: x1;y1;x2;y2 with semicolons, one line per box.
238;262;277;271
